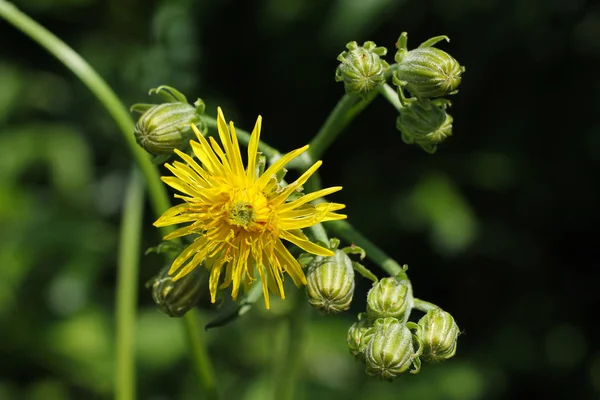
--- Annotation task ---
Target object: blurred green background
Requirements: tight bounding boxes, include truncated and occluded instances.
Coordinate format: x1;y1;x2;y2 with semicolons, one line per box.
1;0;600;399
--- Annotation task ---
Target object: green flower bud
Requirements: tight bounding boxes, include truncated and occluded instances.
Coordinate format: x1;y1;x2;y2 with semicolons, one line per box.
364;318;418;380
150;265;206;317
131;85;207;155
335;41;389;97
134;102;204;155
366;276;413;321
306;249;355;313
394;32;465;98
347;314;374;359
418;308;460;363
396;98;453;154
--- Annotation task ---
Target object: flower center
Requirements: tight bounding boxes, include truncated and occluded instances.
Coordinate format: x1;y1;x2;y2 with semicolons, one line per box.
225;188;271;231
228;201;255;227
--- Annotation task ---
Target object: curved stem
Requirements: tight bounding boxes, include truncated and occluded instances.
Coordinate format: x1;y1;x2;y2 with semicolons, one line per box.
0;2;217;395
0;0;170;226
303;92;378;166
413;298;439;313
115;168;144;400
379;83;403;111
325;220;403;277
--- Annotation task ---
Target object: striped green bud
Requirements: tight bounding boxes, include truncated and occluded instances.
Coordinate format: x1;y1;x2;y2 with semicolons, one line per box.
347;314;374;359
131;85;206;155
394;32;465;99
364;318;418;380
306;249;355;314
366;276;413;321
418;308;460;363
150;265;206;317
396;98;453;154
335;41;389;97
134;102;204;155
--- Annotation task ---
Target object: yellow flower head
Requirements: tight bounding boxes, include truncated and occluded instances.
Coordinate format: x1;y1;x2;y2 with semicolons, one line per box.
154;107;346;308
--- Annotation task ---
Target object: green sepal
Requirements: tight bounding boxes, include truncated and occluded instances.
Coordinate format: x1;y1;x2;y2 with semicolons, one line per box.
342;244;366;259
328;237;341;250
148;85;188;103
418;35;450;49
193;98;206;114
145;241;185;256
130;103;156;114
352;261;378;283
297;252;317;268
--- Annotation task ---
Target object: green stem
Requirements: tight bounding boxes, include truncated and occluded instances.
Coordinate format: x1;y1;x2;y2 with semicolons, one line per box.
413;298;439;313
302;91;378;166
379;83;403;111
115;168;144;400
326;220;403;277
203;115;281;161
0;0;170;227
182;310;219;399
0;2;217;395
274;298;309;400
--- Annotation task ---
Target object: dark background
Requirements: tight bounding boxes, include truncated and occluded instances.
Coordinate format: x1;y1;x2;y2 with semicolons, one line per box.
1;0;599;399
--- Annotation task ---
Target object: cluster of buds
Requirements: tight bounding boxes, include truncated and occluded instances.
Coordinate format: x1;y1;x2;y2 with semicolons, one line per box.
392;32;465;153
131;85;207;159
305;239;365;314
347;270;460;381
335;32;465;154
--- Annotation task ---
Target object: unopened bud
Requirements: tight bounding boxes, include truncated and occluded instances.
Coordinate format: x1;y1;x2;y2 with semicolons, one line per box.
335;41;389;97
150;265;206;317
364;318;419;380
394;32;464;99
366;277;413;321
396;98;453;154
418;308;460;363
134;102;204;155
131;85;206;155
347;314;374;359
306;249;355;313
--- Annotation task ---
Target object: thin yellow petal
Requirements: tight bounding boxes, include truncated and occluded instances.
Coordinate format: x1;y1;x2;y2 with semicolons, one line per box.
228;122;245;178
246;116;262;183
279;230;334;258
256;145;309;189
216;108;240;175
270;161;323;206
273;238;307;285
279;186;343;211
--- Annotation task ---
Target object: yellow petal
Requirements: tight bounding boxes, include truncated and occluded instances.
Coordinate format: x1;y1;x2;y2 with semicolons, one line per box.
246;115;262;183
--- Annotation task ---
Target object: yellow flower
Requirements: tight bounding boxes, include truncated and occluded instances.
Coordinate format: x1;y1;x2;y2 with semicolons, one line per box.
154;107;346;308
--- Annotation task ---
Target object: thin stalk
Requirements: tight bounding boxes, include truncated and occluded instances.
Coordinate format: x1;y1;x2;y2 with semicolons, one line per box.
304;92;378;165
379;83;403;111
274;297;309;400
0;0;169;225
413;298;439;313
183;310;219;399
326;220;403;277
0;2;218;395
115;168;144;400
